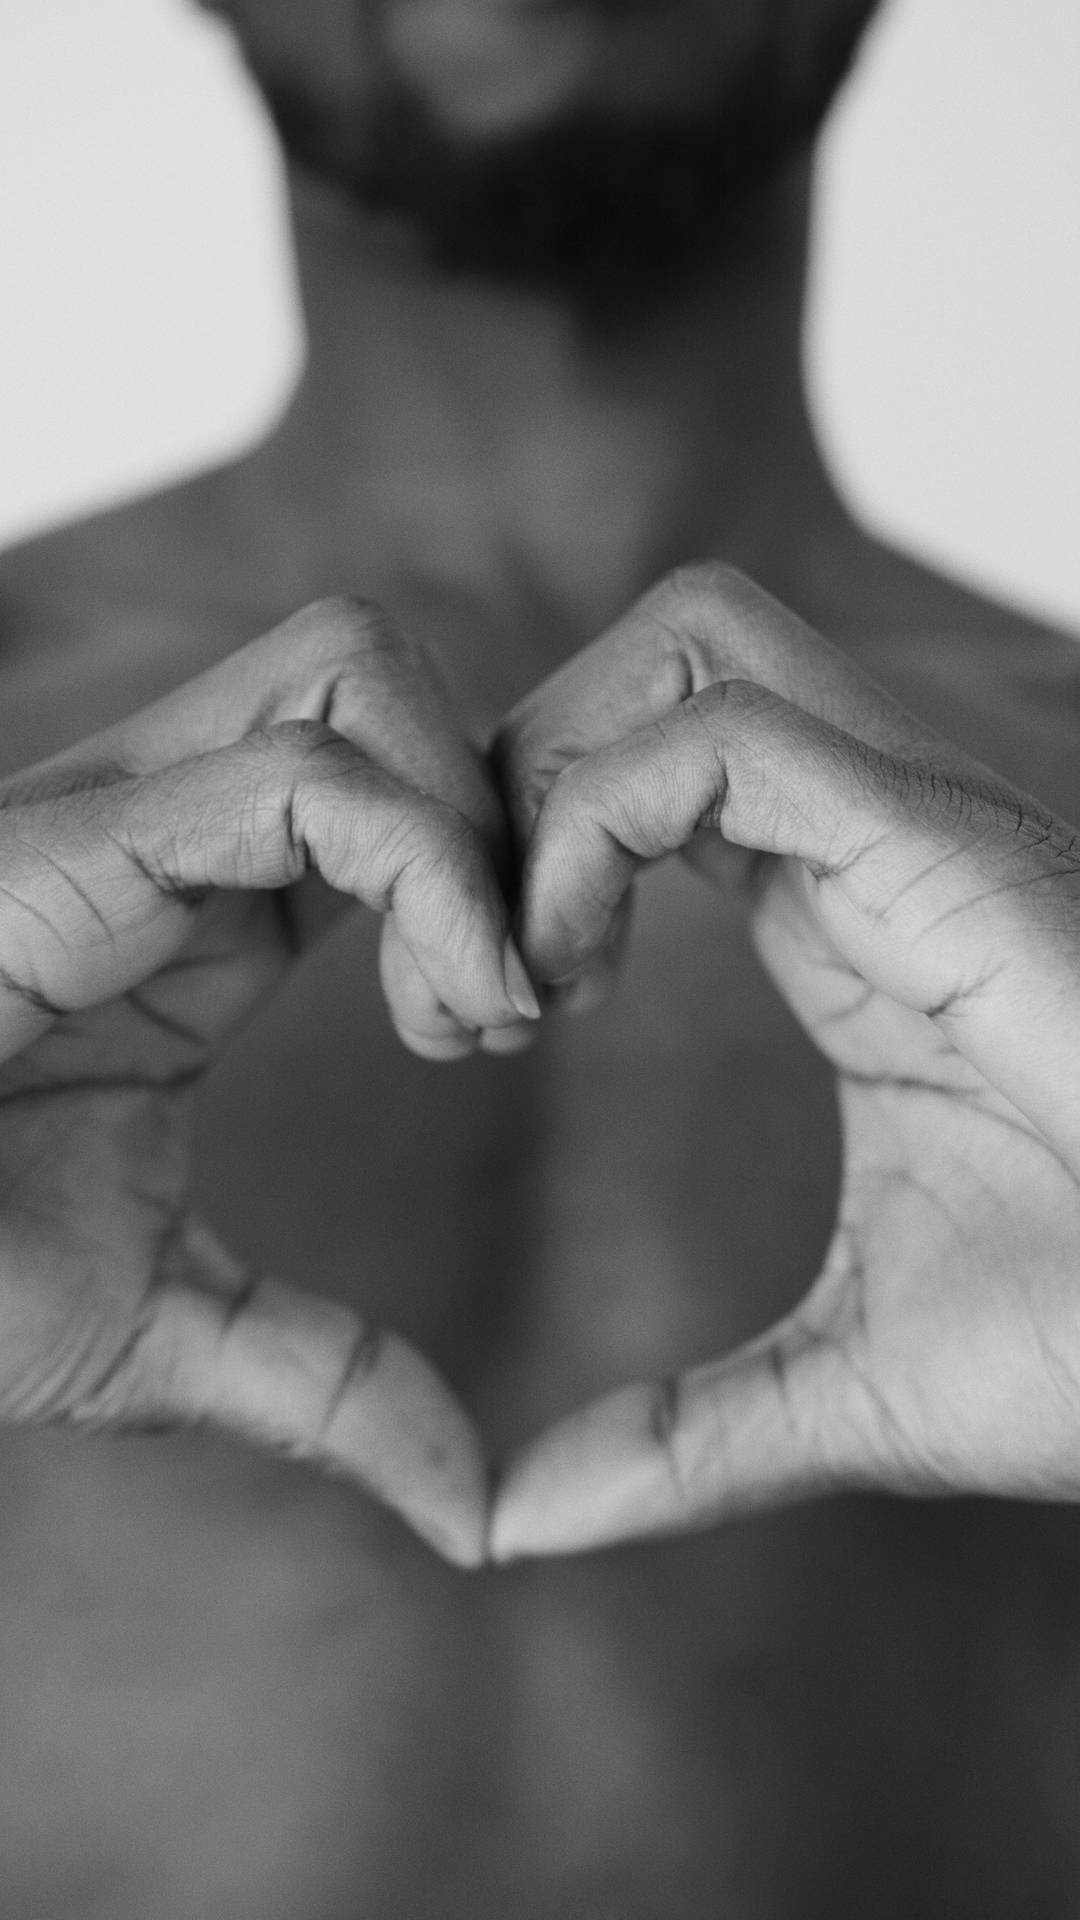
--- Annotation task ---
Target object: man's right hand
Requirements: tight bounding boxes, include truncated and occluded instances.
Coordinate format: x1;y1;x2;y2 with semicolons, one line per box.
0;597;536;1566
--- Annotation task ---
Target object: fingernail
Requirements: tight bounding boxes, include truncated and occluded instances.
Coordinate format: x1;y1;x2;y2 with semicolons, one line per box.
503;937;541;1021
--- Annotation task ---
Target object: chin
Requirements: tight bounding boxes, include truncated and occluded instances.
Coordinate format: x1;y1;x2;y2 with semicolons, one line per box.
384;0;755;139
385;2;601;138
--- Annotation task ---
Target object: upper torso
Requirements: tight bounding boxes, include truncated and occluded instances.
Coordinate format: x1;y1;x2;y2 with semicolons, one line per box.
1;349;1080;1917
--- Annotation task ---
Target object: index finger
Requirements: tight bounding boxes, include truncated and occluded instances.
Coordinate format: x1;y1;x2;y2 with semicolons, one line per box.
2;598;526;1057
493;563;949;851
6;596;505;854
521;670;1080;1170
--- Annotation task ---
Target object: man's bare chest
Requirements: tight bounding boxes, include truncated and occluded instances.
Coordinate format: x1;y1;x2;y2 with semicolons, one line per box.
188;855;838;1428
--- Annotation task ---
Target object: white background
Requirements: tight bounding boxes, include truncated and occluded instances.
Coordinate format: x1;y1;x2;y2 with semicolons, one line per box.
1;0;1078;631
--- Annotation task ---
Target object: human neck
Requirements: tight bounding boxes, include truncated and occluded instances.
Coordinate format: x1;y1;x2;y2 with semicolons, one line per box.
254;161;844;603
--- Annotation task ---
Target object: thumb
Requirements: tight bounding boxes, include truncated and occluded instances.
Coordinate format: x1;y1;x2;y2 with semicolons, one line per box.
66;1220;489;1568
489;1309;853;1560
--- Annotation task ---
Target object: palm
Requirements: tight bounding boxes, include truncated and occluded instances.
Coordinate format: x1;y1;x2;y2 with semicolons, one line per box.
0;887;294;1425
753;857;1080;1497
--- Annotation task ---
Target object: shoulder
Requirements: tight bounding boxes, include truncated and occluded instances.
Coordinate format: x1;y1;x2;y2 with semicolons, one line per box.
0;471;279;768
0;463;274;661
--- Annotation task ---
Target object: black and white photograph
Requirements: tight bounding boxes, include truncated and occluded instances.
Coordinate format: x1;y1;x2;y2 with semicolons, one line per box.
1;2;1079;1913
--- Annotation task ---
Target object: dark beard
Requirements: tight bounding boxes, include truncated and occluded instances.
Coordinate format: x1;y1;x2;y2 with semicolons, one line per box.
257;5;878;319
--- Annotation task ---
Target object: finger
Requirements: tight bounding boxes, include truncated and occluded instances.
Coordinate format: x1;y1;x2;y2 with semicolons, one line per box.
494;563;949;1011
378;917;480;1060
65;1223;488;1567
519;676;865;984
0;722;537;1060
9;597;504;848
490;1311;852;1560
536;887;635;1015
379;915;540;1060
0;597;525;1056
154;725;534;1035
493;563;946;853
522;676;1080;1167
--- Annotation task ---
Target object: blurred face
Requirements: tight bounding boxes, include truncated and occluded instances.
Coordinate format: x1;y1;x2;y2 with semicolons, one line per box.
384;0;861;133
208;0;879;308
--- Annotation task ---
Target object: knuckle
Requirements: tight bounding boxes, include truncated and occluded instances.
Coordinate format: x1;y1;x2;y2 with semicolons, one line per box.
290;594;410;674
692;676;762;724
305;592;395;643
639;563;756;697
537;756;631;868
656;559;751;617
424;803;485;874
256;716;345;763
250;723;353;856
379;794;477;889
648;1374;691;1495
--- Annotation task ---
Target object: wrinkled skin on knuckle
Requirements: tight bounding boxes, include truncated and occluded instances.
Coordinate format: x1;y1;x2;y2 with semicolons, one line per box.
547;746;672;878
292;602;504;856
491;608;701;844
232;600;383;728
575;710;710;859
257;716;346;762
390;805;497;952
253;723;370;888
0;1294;169;1436
428;812;498;929
639;563;750;691
265;597;429;735
588;763;664;862
290;594;404;670
652;562;825;705
260;717;354;803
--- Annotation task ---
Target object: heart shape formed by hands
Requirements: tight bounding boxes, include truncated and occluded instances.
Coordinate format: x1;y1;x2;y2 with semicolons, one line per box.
1;570;1079;1568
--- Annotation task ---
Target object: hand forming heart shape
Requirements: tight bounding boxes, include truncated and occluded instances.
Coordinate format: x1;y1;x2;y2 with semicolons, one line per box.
1;569;1079;1567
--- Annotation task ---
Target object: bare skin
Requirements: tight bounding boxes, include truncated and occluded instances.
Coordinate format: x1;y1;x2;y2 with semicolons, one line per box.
0;598;542;1561
493;569;1080;1549
2;164;1080;1918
